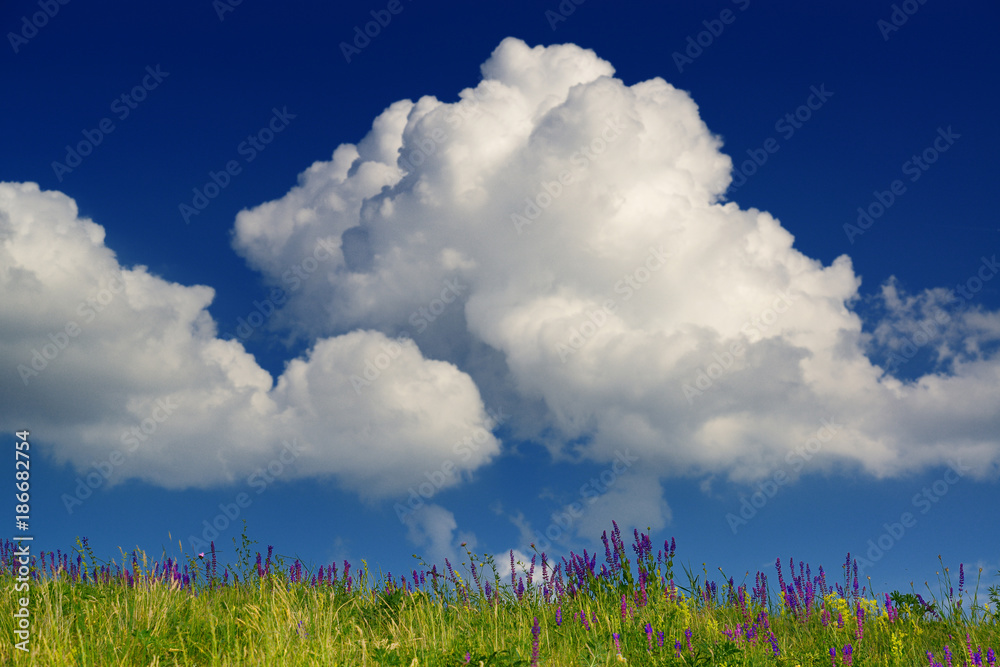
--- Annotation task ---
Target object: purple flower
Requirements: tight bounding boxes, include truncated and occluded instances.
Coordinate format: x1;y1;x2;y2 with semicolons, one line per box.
555;606;562;626
613;632;621;655
531;616;540;666
674;640;682;658
685;627;693;654
658;631;664;648
830;646;837;667
843;643;853;666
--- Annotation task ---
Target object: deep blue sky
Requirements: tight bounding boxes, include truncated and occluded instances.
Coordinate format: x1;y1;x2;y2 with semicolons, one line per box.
3;0;999;602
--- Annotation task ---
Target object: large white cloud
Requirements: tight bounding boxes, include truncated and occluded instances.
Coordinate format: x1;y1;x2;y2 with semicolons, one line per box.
3;37;999;523
232;35;1000;512
0;182;499;498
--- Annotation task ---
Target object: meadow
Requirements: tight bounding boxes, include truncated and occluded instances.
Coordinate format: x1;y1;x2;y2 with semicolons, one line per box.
1;520;997;666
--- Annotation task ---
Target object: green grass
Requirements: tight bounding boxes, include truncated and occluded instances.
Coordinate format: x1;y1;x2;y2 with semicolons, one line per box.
1;521;997;666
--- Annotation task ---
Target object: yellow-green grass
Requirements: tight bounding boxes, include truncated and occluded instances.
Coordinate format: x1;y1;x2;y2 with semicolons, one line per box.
1;524;997;666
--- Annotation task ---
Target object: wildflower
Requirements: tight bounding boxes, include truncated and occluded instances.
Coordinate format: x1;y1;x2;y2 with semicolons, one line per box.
685;627;693;654
843;643;853;666
674;640;682;658
531;616;540;667
829;646;837;667
613;632;621;657
555;606;562;626
658;631;664;648
644;623;653;652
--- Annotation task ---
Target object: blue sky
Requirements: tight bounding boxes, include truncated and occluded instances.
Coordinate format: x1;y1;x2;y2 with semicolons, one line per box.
3;0;999;601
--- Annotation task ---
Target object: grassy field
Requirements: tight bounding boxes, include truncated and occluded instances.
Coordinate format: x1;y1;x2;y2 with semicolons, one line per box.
1;520;997;666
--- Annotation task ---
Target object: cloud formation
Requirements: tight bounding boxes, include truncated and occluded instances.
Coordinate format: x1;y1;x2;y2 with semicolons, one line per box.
0;182;498;498
231;36;1000;505
3;38;999;529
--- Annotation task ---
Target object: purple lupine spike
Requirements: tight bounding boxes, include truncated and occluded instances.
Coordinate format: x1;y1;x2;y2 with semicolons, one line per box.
658;631;664;647
510;550;517;591
644;623;653;651
674;640;682;657
531;616;541;667
612;632;621;655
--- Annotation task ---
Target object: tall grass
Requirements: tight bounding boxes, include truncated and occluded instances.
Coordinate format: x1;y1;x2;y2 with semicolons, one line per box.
1;520;997;666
